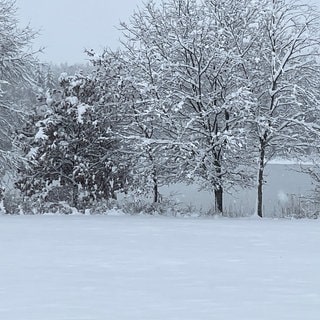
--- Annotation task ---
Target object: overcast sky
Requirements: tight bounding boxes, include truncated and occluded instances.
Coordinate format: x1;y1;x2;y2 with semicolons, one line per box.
16;0;144;64
15;0;320;65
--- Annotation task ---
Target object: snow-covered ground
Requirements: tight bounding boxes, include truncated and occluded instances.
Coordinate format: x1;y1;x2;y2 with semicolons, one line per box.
1;214;320;320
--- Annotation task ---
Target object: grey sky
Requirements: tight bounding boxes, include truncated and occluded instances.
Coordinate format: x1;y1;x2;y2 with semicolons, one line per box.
16;0;320;65
16;0;144;64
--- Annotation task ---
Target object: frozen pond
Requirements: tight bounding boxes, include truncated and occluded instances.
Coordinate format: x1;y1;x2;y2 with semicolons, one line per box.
162;163;314;217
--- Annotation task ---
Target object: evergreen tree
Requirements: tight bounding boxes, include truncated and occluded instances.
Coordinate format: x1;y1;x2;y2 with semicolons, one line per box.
17;72;130;209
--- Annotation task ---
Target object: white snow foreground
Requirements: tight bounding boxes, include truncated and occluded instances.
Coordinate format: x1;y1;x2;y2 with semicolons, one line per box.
0;215;319;320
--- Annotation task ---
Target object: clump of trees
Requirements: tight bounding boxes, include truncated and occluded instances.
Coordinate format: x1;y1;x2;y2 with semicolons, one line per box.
5;0;320;217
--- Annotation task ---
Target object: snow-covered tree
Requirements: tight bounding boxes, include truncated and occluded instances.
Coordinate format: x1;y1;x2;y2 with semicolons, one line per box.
119;0;256;212
16;0;320;217
87;49;169;203
17;72;130;209
242;0;320;217
0;0;38;177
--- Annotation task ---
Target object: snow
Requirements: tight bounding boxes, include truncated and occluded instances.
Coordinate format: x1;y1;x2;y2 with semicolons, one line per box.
34;127;47;141
26;147;38;159
277;190;289;204
58;72;68;83
77;103;89;124
65;96;79;106
0;215;320;320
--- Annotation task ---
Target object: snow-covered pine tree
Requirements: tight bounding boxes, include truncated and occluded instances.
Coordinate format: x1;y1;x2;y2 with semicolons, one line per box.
17;71;130;210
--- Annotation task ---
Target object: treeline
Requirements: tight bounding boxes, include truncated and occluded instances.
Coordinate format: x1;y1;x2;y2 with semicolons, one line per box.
2;0;320;217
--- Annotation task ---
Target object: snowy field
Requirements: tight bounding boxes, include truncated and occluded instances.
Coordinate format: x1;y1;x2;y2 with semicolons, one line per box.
1;214;320;320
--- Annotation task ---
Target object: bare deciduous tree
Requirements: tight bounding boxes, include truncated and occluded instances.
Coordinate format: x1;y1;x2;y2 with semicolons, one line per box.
0;0;38;176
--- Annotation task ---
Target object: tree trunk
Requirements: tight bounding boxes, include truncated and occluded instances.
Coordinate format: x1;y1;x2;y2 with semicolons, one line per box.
72;183;79;209
152;169;160;203
213;155;223;213
257;140;266;218
153;181;159;203
146;147;160;204
214;185;223;213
